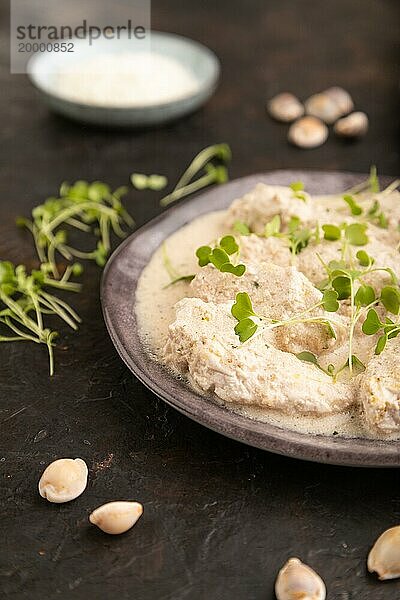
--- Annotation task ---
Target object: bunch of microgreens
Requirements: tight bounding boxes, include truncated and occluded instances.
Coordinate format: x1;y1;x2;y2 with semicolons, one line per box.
131;143;231;203
5;144;231;374
159;144;231;207
0;261;81;375
17;180;134;277
330;165;399;229
162;234;245;287
311;241;398;376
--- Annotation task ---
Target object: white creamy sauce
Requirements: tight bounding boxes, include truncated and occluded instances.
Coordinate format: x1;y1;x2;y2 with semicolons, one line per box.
135;186;400;440
135;211;226;357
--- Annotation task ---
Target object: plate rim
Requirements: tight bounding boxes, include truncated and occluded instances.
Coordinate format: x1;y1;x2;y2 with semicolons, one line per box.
101;169;400;467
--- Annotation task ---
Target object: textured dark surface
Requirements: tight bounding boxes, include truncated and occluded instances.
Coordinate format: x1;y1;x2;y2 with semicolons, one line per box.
1;1;400;599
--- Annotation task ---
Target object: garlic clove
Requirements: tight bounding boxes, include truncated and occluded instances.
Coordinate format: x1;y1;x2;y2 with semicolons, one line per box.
334;111;369;138
324;86;354;116
304;93;342;124
275;557;326;600
38;458;88;503
368;525;400;580
288;116;328;149
267;93;304;122
89;501;143;535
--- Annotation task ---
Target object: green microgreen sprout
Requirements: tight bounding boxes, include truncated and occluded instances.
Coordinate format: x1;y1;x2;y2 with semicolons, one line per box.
321;221;368;246
173;143;231;190
343;194;362;216
263;214;315;258
161;243;195;288
367;199;388;229
131;173;168;191
196;235;246;277
362;286;400;354
233;221;251;236
18;180;134;278
356;249;374;267
319;260;372;374
336;169;399;229
295;351;328;373
344;165;380;196
264;215;282;238
230;290;342;344
287;217;313;256
368;165;380;193
321;222;369;269
231;292;259;342
0;261;81;375
160;144;231;207
345;223;369;246
295;351;336;378
296;351;365;381
317;225;400;372
289;181;308;202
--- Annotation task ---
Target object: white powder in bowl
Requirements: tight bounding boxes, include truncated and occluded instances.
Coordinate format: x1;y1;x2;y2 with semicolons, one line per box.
54;52;200;107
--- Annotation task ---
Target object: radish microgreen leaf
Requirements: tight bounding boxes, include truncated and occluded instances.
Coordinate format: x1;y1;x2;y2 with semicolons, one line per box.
343;194;362;216
196;236;245;277
233;221;251;235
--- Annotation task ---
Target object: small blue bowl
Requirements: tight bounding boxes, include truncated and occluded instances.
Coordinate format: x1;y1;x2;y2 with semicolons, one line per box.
27;31;220;127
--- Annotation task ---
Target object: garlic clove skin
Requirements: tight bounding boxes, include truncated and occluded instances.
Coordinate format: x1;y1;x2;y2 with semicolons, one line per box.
267;93;304;122
38;458;88;503
89;501;143;535
275;557;326;600
334;111;369;138
288;116;328;149
324;86;354;116
304;93;342;124
368;525;400;580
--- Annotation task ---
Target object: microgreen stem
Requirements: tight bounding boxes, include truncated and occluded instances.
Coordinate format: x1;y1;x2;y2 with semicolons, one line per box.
173;144;231;191
162;243;179;280
254;314;343;338
160;168;224;207
378;179;400;198
31;223;48;264
43;276;81;292
348;279;356;375
110;215;127;239
38;293;80;330
41;203;117;236
2;316;42;343
65;217;92;232
100;214;110;252
0;335;31;342
46;331;57;377
0;291;42;337
62;246;96;260
30;293;43;331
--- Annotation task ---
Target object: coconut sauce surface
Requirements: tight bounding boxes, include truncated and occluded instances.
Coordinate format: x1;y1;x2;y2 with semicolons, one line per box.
135;200;399;440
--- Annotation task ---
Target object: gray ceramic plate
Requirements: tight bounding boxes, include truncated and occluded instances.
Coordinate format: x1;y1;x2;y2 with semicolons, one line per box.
101;170;400;467
27;31;220;127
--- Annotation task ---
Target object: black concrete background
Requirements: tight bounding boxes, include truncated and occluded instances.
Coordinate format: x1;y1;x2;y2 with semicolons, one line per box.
1;1;399;598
